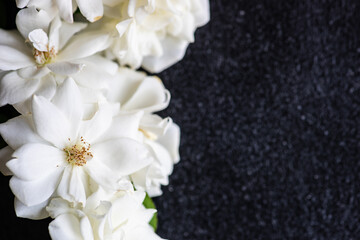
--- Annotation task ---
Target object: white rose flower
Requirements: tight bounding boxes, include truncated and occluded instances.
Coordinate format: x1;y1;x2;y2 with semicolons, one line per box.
0;78;153;219
101;0;210;72
47;187;163;240
15;0;121;23
103;67;170;113
102;68;180;196
0;7;114;112
12;55;119;116
133;114;180;197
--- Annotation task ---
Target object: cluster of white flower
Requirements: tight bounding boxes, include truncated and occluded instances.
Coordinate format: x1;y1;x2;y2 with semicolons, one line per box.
0;0;209;239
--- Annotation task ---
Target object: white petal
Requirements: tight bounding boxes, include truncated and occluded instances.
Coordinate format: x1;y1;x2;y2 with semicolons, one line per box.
16;0;30;8
28;29;49;51
127;0;136;17
79;103;115;143
46;198;72;218
104;68;146;103
96;111;143;142
16;7;51;39
147;141;173;177
111;191;146;225
13;73;57;115
91;138;152;176
49;214;87;240
77;0;104;22
57;166;87;205
71;65;109;90
85;160;122;190
52;78;83;134
9;169;62;206
15;197;49;220
121;76;170;112
55;0;74;23
75;55;118;75
193;0;210;27
116;19;132;37
157;122;180;163
58;21;88;50
57;32;110;61
33;73;57;99
140;115;172;137
47;62;84;75
178;12;196;42
56;166;73;204
131;167;148;192
8;143;64;181
142;37;189;73
80;215;96;240
0;72;40;106
32;95;72;149
0;45;34;71
0;146;13;176
69;167;88;205
0;115;45;149
17;65;50;79
48;15;62;51
0;29;29;52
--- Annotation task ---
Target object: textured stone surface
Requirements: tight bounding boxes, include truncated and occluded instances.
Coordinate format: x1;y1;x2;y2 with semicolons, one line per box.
1;0;360;239
154;1;360;239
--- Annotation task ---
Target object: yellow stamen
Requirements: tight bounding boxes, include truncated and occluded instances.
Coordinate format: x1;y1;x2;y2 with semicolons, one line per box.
139;128;158;140
63;137;93;166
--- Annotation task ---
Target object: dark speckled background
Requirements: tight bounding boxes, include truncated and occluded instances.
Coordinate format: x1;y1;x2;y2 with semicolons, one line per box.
1;0;360;239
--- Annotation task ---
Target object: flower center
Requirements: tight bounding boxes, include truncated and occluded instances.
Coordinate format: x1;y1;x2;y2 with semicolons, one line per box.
64;137;93;166
33;46;56;66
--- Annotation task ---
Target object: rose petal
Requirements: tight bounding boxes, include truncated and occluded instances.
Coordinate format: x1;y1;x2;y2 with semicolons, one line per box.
57;32;110;61
0;71;40;106
32;95;72;149
0;115;45;149
49;214;87;240
14;197;49;220
17;65;50;79
95;111;143;142
9;169;62;206
8;143;64;181
157;122;180;163
0;146;13;176
91;138;152;176
0;45;34;71
55;0;74;23
51;78;83;134
57;166;87;205
58;21;87;50
16;7;51;39
47;62;85;75
16;0;30;8
0;29;29;52
193;0;210;27
121;76;170;112
142;37;189;73
78;103;116;143
13;73;57;115
28;29;49;52
76;0;104;22
48;15;62;51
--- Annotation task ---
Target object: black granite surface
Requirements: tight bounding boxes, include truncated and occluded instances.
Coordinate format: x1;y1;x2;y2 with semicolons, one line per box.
1;0;360;239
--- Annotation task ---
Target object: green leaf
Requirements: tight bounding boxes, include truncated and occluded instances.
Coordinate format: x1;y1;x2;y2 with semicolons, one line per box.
142;193;158;231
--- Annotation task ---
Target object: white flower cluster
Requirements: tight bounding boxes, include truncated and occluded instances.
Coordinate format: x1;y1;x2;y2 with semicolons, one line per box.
0;0;209;239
